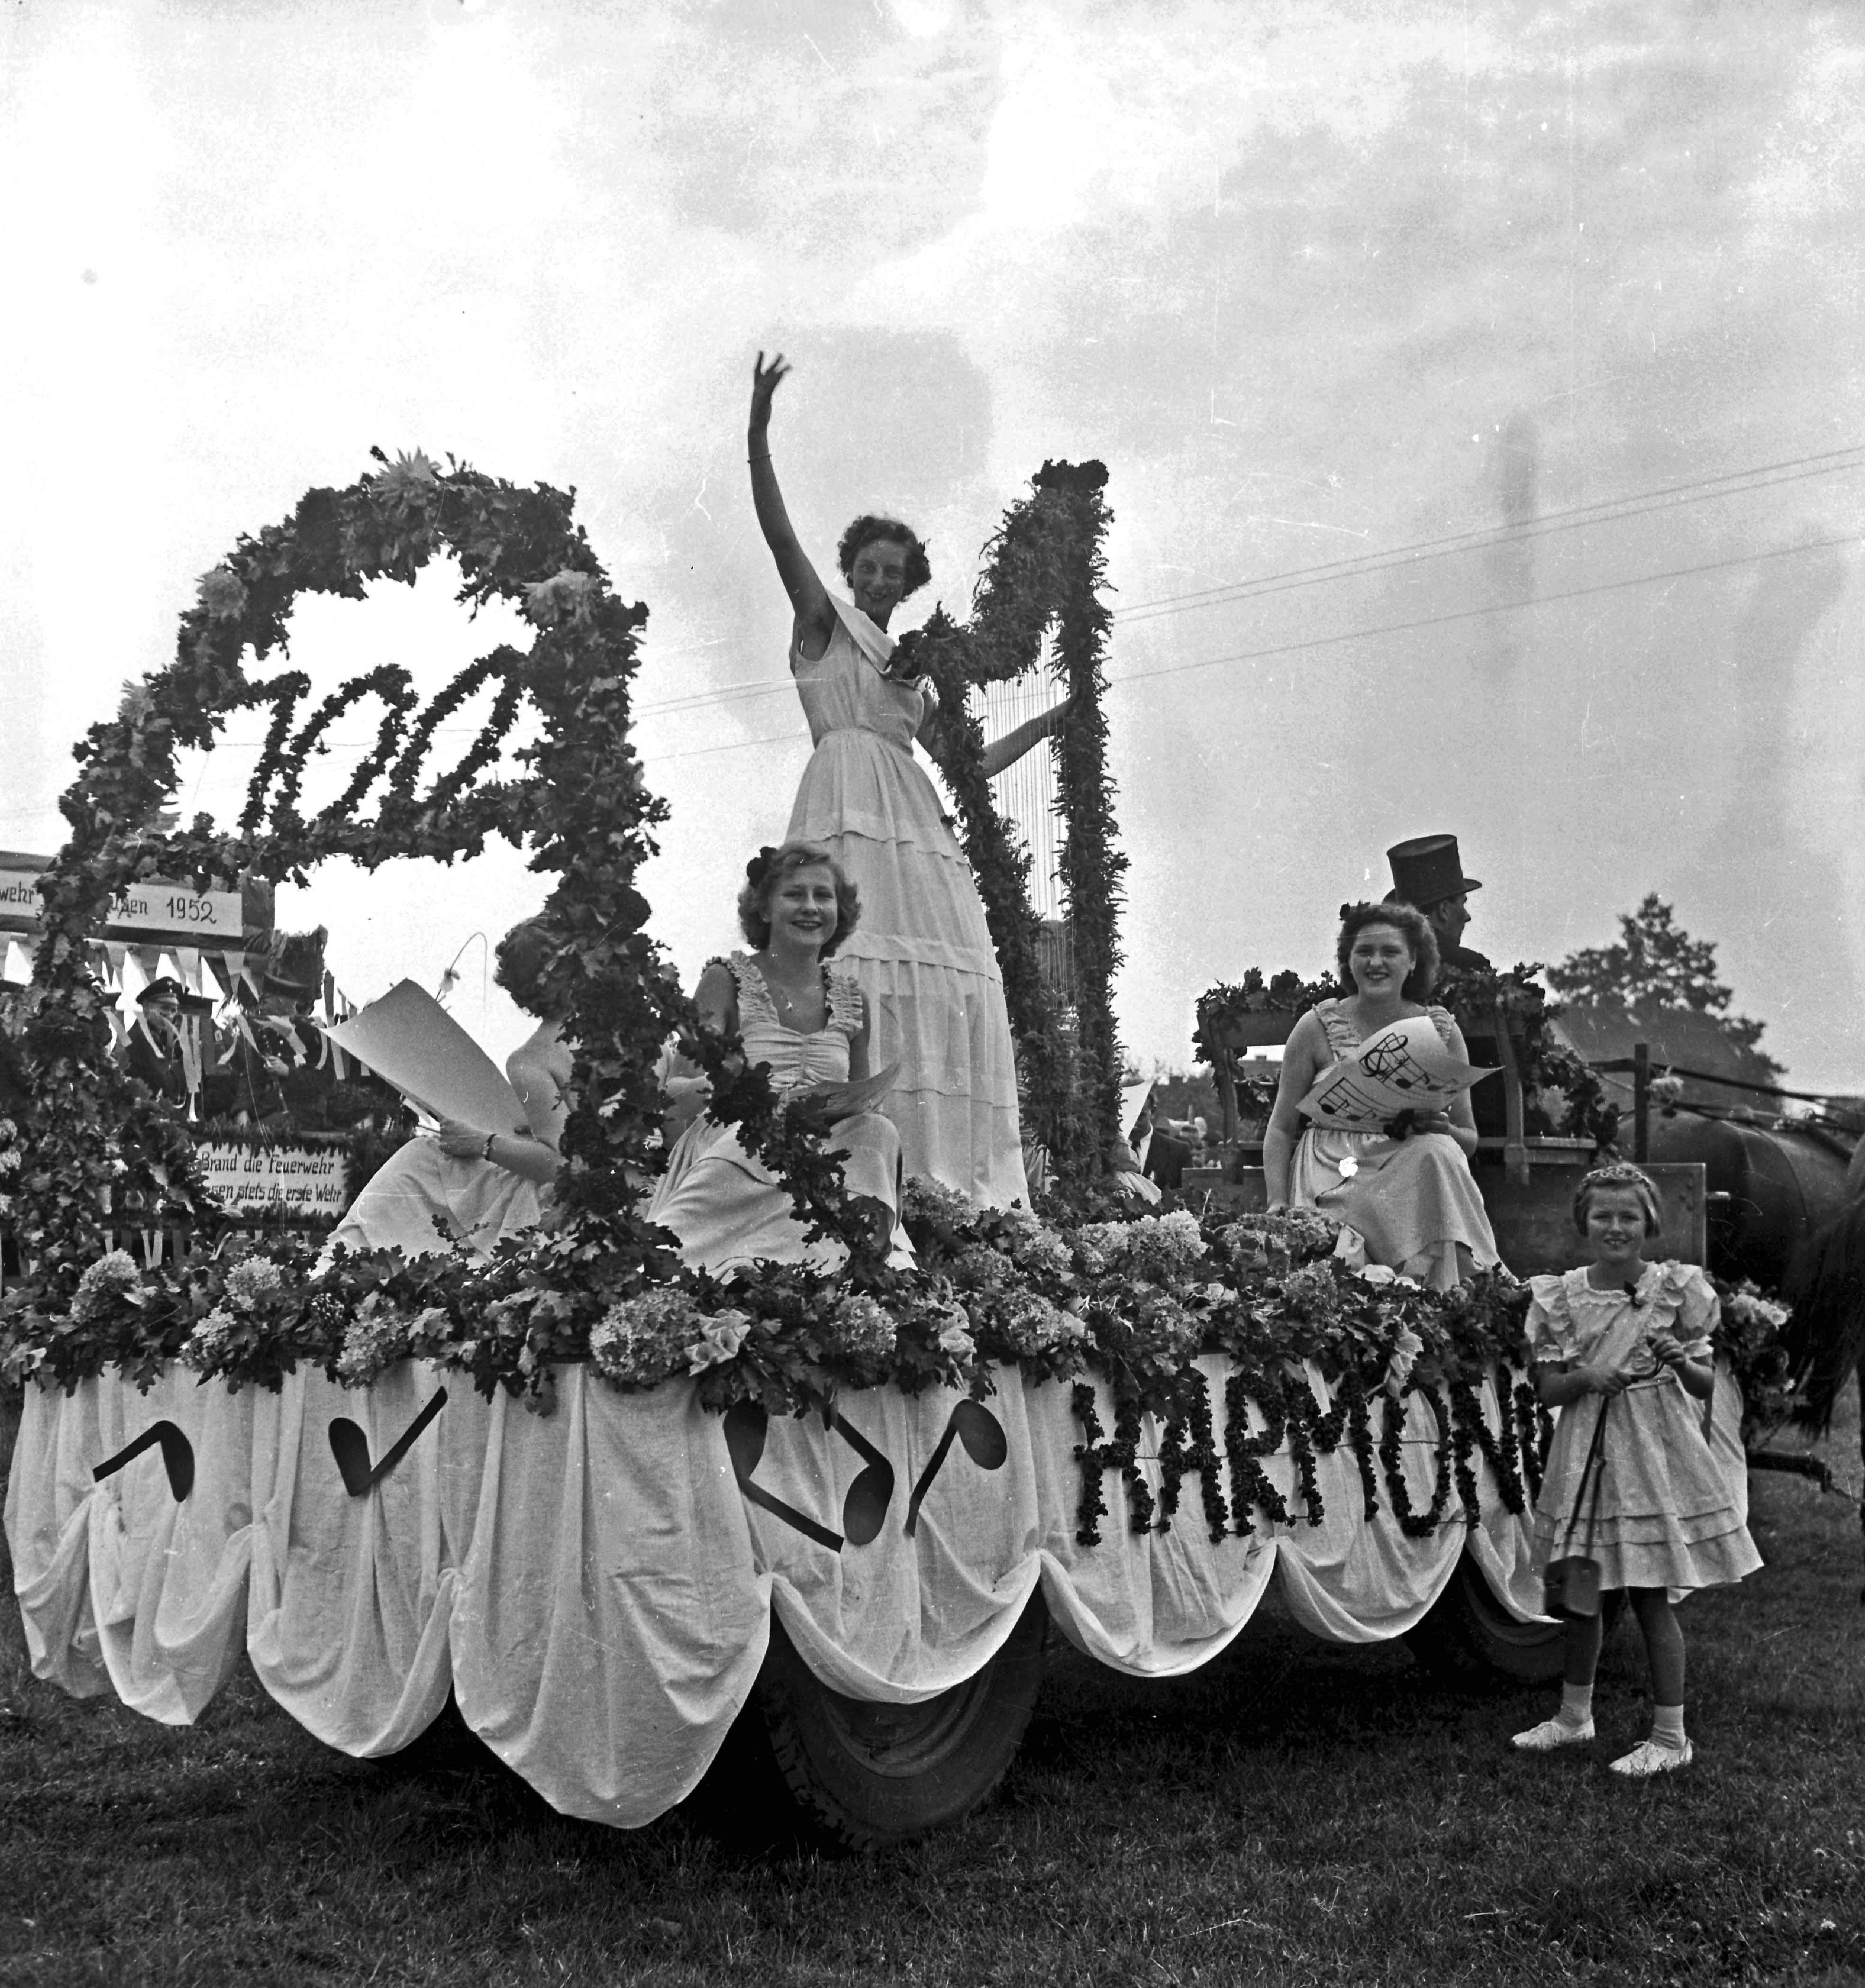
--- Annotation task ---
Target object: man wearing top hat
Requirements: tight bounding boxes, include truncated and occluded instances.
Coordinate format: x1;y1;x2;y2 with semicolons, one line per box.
1386;832;1504;1137
1385;833;1493;974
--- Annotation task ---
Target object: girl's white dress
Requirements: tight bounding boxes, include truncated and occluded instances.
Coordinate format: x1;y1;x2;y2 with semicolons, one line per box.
1527;1261;1762;1591
784;596;1027;1209
647;953;909;1275
1289;999;1500;1290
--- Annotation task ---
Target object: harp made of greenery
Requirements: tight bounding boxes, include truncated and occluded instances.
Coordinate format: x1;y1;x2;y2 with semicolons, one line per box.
899;459;1125;1186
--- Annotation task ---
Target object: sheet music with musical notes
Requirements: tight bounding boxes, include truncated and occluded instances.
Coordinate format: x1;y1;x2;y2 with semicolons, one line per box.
1297;1014;1495;1132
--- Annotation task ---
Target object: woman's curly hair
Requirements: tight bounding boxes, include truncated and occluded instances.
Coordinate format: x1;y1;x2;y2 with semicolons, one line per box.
1334;900;1439;1003
494;918;560;1019
737;841;861;957
838;514;931;600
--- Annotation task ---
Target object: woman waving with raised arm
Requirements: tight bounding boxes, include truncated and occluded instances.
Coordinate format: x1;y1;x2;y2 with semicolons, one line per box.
747;351;1059;1208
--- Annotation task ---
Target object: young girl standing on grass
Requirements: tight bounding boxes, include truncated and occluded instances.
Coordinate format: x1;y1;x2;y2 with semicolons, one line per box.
1511;1162;1761;1777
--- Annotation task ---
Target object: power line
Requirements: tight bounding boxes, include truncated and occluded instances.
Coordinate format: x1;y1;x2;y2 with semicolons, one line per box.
620;442;1865;728
1102;530;1864;691
1110;446;1865;627
633;528;1864;759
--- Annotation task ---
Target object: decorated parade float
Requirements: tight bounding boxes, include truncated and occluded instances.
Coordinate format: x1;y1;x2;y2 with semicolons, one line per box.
0;451;1791;1849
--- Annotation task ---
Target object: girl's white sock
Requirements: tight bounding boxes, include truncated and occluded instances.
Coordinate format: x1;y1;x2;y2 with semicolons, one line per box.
1559;1682;1594;1727
1651;1704;1686;1750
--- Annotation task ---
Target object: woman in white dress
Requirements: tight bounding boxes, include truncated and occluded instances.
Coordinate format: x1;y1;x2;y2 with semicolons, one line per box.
746;351;1063;1209
1263;900;1500;1289
648;842;910;1275
324;921;568;1260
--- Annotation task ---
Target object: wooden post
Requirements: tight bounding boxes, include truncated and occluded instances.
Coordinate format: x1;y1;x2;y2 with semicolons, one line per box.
1633;1042;1650;1162
1493;991;1529;1186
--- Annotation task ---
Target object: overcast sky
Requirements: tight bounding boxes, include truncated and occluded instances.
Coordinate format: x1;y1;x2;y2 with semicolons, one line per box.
4;0;1861;1085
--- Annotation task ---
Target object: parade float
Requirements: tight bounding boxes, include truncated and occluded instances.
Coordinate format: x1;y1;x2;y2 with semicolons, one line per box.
0;451;1779;1849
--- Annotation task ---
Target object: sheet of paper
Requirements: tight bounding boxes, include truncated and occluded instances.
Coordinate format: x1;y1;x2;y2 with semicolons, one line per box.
325;980;525;1131
1298;1015;1496;1133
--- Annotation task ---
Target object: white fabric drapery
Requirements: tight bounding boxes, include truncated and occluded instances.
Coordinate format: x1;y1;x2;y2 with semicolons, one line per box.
9;1358;1741;1829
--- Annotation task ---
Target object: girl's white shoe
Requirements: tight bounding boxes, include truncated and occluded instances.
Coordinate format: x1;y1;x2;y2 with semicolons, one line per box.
1511;1715;1595;1751
1609;1738;1694;1777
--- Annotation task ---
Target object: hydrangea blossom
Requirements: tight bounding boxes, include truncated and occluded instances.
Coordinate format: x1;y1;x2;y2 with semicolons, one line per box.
334;1293;413;1386
589;1285;705;1387
990;1289;1088;1359
180;1306;241;1375
901;1175;972;1232
223;1256;287;1311
72;1250;142;1324
825;1292;896;1361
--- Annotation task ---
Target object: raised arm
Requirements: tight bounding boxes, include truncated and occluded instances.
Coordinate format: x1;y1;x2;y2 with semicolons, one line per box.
748;352;835;660
980;696;1069;778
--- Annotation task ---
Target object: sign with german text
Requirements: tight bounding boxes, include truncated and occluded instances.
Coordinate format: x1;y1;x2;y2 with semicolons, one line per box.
194;1139;350;1222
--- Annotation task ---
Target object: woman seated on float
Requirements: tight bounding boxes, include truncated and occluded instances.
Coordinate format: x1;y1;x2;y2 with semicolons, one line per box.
325;919;568;1260
649;841;911;1276
1263;900;1500;1291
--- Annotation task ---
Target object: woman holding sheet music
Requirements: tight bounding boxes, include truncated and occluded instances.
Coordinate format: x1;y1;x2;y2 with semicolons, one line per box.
1263;900;1498;1290
324;921;568;1261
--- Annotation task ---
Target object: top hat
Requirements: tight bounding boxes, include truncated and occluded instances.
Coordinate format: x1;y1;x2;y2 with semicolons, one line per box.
1386;834;1480;909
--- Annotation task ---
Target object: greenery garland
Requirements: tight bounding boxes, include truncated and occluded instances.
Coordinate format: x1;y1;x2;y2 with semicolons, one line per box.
900;461;1124;1183
4;447;690;1318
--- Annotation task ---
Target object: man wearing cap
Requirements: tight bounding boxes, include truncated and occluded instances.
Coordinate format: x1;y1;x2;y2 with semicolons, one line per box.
1385;833;1492;974
124;976;190;1107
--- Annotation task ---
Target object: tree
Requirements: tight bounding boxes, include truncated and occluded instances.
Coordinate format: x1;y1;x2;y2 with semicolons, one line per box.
1548;894;1782;1078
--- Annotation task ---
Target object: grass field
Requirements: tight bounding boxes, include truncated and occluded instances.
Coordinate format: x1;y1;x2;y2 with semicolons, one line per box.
2;1391;1860;1988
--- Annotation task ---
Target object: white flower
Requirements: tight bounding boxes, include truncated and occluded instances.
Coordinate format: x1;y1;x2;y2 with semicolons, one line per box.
1337;1155;1360;1179
196;567;248;621
686;1307;751;1374
937;1313;976;1361
1384;1324;1425;1399
373;449;439;501
522;568;600;628
1357;1264;1397;1286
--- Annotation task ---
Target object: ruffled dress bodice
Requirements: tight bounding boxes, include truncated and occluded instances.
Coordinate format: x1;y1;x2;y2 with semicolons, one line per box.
730;950;861;1096
1526;1263;1760;1592
645;951;910;1276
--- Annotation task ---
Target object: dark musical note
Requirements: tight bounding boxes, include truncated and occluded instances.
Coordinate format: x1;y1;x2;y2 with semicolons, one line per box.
822;1405;895;1548
903;1399;1007;1537
723;1401;843;1551
93;1421;195;1502
327;1387;447;1498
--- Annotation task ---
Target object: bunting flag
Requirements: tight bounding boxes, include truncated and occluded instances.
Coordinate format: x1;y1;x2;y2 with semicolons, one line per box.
154;948;183;988
105;1009;130;1055
2;936;33;986
176;946;202;996
100;940;131;990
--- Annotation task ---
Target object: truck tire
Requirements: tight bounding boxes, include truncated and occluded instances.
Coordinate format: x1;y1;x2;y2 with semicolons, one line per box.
1405;1552;1621;1686
753;1591;1049;1851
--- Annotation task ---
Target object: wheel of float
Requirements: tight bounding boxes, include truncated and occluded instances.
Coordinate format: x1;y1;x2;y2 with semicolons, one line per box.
1405;1551;1623;1686
754;1591;1049;1851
